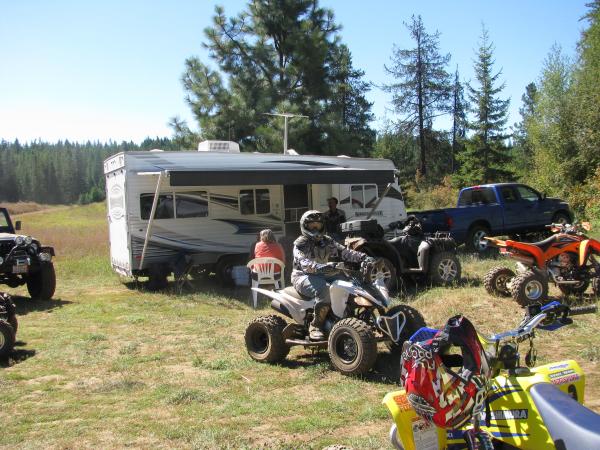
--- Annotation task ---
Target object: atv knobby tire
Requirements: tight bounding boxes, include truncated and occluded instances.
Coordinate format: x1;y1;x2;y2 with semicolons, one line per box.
510;271;548;307
245;315;290;363
429;251;461;286
0;320;15;358
384;304;426;355
26;262;56;300
328;318;377;376
484;266;515;297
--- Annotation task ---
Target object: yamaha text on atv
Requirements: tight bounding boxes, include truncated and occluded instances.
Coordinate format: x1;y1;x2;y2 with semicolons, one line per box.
244;260;425;376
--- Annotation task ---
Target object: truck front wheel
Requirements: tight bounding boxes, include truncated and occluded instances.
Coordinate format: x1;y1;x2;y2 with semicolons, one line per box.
26;263;56;300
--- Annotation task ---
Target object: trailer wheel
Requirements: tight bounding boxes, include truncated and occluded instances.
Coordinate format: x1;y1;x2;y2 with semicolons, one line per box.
147;265;169;291
26;263;56;300
484;266;515;297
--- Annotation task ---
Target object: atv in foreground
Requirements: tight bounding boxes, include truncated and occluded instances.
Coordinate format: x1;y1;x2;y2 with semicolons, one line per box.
0;292;17;357
0;207;56;300
244;260;425;376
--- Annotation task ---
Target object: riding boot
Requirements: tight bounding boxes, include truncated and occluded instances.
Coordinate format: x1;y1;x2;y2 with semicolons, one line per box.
309;303;330;341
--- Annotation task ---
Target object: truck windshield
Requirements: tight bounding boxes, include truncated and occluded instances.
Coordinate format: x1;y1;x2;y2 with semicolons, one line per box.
458;188;497;206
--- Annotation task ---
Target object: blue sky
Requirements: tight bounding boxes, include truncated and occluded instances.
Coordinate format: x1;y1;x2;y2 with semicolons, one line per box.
0;0;589;143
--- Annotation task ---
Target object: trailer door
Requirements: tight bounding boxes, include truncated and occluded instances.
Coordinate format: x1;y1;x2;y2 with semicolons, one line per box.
283;184;310;237
106;170;131;275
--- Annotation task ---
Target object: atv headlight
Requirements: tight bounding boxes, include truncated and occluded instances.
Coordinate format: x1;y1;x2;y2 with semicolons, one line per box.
354;296;373;307
24;236;33;245
39;252;51;262
30;242;39;252
15;236;24;246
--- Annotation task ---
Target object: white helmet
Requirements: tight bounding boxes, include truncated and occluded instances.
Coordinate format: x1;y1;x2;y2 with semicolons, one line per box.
300;210;325;241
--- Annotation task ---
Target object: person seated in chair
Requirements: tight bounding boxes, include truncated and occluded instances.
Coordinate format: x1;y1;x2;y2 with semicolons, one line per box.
292;210;375;340
251;229;285;276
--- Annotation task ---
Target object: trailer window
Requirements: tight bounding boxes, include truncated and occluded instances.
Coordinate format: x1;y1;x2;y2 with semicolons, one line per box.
140;193;174;220
176;192;209;218
240;190;255;215
240;189;271;215
351;185;378;209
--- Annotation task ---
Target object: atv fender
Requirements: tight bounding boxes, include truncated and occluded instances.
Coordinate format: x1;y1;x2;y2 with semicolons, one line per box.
579;239;600;267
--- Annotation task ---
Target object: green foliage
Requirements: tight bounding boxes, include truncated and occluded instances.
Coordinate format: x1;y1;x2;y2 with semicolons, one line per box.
0;138;178;204
179;0;375;155
384;15;452;176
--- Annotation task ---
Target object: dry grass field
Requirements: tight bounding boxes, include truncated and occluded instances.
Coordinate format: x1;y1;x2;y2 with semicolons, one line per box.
0;203;598;449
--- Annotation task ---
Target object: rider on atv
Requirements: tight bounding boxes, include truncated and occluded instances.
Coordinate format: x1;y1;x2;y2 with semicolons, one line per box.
292;210;376;341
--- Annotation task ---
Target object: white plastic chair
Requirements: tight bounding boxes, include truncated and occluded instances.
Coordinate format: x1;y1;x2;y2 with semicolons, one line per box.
246;257;285;309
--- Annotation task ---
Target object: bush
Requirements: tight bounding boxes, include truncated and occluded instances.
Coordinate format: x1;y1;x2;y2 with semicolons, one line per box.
404;176;457;211
567;167;600;221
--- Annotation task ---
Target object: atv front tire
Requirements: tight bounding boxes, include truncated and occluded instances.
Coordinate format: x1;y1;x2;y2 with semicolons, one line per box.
0;320;15;358
484;266;515;297
384;304;426;355
510;271;548;307
328;318;377;376
26;262;56;300
245;315;290;363
429;251;461;286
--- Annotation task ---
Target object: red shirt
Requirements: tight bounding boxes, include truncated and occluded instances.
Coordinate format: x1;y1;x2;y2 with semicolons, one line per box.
253;241;285;272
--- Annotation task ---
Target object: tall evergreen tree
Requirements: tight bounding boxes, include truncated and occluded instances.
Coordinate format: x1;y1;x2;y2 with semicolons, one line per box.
178;0;374;155
384;15;451;176
456;26;511;184
450;67;467;173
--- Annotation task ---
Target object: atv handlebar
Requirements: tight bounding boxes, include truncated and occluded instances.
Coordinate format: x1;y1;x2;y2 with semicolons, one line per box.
569;304;599;316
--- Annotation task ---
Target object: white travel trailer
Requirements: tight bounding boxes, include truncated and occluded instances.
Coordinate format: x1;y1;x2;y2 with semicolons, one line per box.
104;141;407;285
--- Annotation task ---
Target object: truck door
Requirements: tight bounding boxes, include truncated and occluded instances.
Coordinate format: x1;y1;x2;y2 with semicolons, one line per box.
514;185;548;227
498;185;523;231
106;170;131;275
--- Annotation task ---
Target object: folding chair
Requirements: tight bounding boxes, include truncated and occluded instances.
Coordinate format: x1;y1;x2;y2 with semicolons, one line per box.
246;257;285;308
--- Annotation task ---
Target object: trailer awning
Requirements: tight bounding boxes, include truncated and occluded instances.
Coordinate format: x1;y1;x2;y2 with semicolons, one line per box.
169;168;395;186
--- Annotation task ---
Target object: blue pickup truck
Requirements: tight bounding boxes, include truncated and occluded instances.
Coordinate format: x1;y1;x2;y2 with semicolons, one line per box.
412;183;572;252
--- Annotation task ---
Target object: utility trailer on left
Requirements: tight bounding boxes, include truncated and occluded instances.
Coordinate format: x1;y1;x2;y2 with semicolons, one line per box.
103;141;407;288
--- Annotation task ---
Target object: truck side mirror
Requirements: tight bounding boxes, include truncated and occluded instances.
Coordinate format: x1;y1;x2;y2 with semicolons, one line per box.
15;220;21;231
541;193;546;200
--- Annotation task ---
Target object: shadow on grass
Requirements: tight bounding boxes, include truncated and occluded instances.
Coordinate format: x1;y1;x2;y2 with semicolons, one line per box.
0;342;36;368
11;296;73;316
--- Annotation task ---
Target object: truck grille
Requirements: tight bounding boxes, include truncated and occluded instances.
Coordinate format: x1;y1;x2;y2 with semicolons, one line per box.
0;241;15;256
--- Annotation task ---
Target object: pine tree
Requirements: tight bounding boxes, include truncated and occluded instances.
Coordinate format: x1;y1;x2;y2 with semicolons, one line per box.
384;15;451;176
456;26;511;185
450;67;467;173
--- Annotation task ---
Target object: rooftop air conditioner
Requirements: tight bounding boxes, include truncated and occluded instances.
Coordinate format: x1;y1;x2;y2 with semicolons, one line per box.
198;140;240;153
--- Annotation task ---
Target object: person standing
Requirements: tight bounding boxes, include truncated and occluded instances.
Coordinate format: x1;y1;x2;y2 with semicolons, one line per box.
323;197;346;241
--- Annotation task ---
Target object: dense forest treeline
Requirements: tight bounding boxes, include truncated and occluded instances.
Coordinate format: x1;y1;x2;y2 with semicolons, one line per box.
0;138;178;204
1;0;599;222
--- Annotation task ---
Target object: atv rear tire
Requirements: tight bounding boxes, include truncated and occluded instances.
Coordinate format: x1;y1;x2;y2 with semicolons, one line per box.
484;266;515;297
428;251;461;286
0;320;15;358
245;315;290;363
328;318;377;376
26;263;56;300
384;304;426;355
510;271;548;307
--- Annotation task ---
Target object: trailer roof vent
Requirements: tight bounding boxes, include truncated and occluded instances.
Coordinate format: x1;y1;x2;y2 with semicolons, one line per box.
198;140;240;153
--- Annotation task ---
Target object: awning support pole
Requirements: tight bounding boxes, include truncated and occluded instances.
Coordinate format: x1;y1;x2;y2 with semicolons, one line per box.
139;171;164;271
366;182;393;220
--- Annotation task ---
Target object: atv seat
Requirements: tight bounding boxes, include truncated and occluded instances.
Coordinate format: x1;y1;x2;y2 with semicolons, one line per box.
281;286;313;301
528;234;558;252
530;382;600;449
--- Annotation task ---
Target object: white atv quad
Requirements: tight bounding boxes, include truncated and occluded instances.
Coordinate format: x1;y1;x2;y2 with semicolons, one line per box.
244;260;425;376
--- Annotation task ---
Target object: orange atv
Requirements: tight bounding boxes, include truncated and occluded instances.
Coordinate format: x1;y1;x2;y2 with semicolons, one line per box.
484;222;600;305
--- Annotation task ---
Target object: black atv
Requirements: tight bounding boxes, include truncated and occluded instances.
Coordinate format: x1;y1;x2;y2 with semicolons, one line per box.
0;208;56;300
342;217;461;292
0;292;17;357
